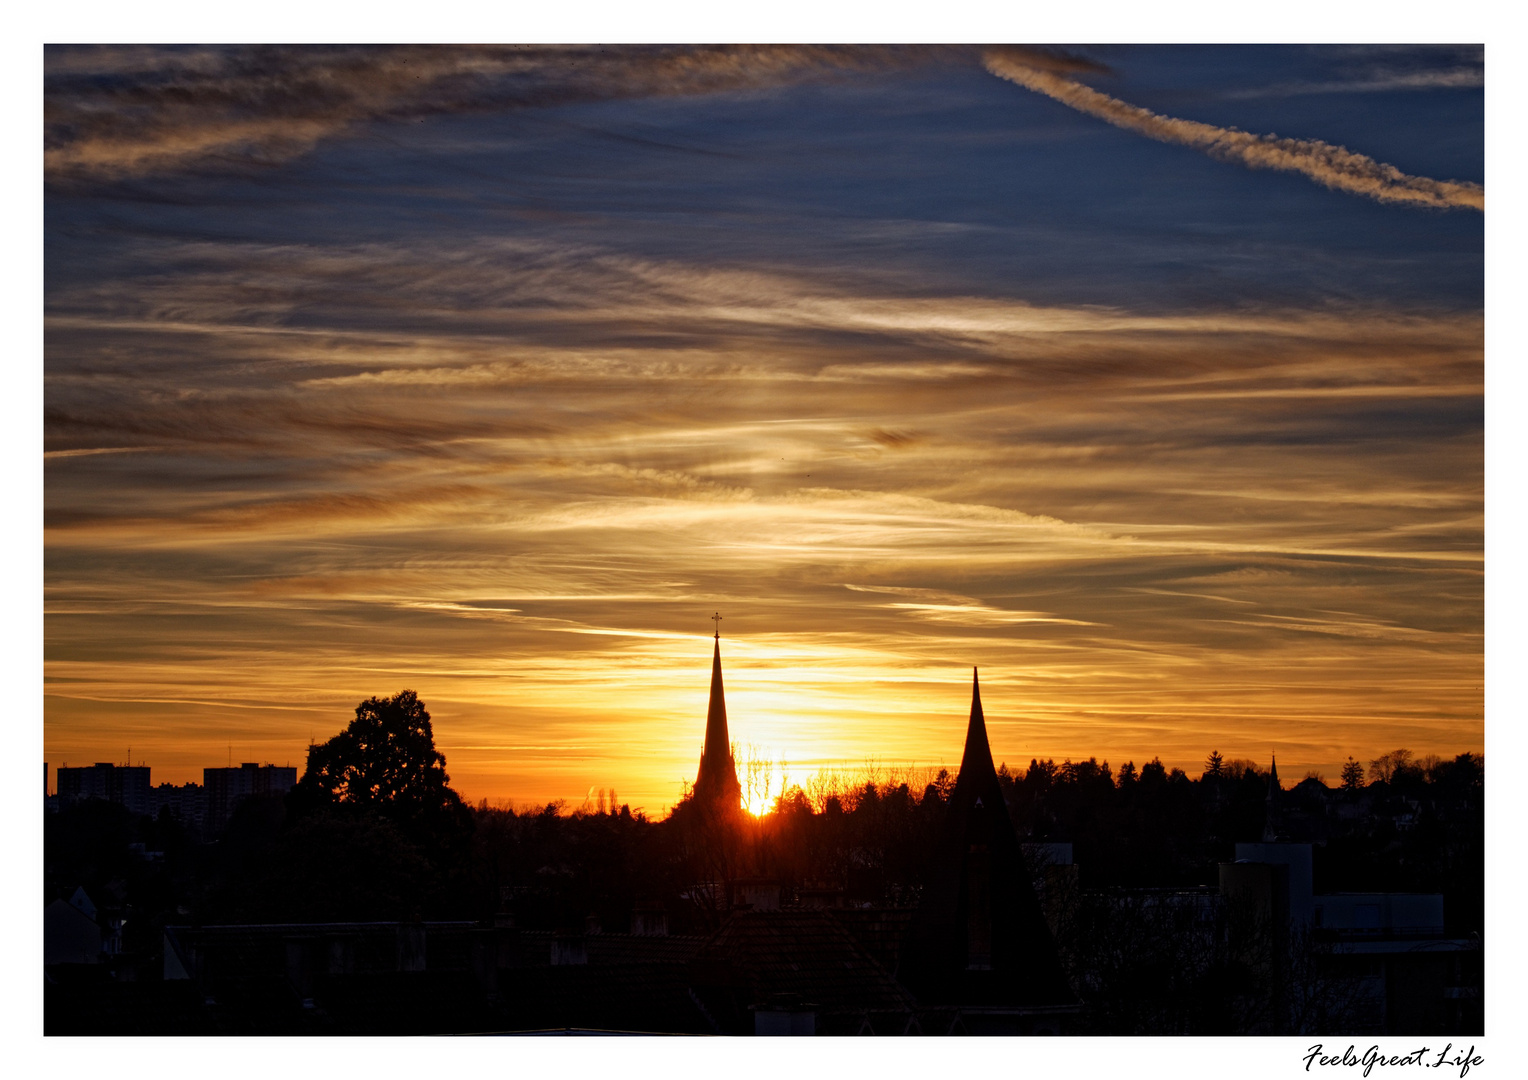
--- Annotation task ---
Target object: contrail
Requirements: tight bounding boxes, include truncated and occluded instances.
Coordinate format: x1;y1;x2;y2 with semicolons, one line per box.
983;50;1483;212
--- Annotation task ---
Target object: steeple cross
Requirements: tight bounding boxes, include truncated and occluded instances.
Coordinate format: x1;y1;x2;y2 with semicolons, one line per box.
711;611;722;640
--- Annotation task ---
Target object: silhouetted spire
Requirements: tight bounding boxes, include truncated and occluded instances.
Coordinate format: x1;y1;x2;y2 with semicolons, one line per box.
693;616;741;806
1263;752;1285;842
900;667;1075;1013
957;667;995;785
949;666;1006;834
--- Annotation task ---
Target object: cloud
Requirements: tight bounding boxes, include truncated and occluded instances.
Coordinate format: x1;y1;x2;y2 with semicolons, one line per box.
43;445;169;460
983;50;1483;211
42;244;1481;524
1227;69;1484;99
1218;611;1461;643
1226;46;1483;99
45;233;1483;368
44;45;955;184
44;44;1120;186
844;584;1103;628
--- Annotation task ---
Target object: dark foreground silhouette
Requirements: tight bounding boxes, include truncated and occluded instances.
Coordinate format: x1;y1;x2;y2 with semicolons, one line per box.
45;690;1482;1035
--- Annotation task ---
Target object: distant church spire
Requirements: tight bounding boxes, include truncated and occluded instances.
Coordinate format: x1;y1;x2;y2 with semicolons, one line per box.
900;666;1075;1011
957;667;995;785
1262;752;1285;842
693;614;741;806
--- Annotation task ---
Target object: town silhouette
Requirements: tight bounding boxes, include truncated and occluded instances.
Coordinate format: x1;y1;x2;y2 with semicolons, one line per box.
45;630;1483;1036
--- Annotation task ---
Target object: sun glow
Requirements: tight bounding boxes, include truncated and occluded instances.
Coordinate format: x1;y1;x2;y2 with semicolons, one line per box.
42;44;1483;814
735;743;791;817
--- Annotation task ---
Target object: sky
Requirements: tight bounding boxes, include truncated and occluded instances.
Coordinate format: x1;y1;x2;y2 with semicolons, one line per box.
43;44;1484;813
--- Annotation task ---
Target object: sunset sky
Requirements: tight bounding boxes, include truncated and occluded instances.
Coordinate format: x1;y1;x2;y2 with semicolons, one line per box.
43;44;1484;813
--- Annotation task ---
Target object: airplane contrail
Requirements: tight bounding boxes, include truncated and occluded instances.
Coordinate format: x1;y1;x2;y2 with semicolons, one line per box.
984;50;1483;212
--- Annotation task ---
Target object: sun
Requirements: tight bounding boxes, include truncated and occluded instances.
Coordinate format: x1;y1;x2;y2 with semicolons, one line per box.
734;743;796;817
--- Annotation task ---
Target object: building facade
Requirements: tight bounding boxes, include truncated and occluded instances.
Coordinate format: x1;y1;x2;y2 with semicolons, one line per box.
203;763;298;834
56;763;152;817
150;782;208;832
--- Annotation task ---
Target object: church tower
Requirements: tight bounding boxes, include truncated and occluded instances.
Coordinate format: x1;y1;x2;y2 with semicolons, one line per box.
692;614;741;807
1262;752;1285;842
900;669;1075;1026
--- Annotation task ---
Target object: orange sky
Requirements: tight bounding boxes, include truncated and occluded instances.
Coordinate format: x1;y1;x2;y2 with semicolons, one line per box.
44;303;1483;812
44;46;1483;813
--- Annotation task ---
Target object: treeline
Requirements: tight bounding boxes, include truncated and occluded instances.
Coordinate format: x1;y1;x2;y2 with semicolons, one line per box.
43;693;1484;1037
44;691;1483;981
47;753;1483;945
444;745;1484;940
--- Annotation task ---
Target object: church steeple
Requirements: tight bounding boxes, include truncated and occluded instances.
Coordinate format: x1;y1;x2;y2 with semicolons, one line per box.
899;666;1076;1012
1262;752;1285;842
957;667;995;785
692;614;741;806
947;667;1011;864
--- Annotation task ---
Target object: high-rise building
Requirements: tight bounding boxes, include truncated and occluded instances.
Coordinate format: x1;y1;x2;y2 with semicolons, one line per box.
203;763;297;834
56;763;152;817
691;615;741;808
150;782;208;832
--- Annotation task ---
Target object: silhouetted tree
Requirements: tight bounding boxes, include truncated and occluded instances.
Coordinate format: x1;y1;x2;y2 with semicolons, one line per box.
1430;751;1484;796
298;691;464;819
1025;758;1057;792
1367;748;1414;784
1204;750;1225;778
291;690;474;883
1339;757;1365;790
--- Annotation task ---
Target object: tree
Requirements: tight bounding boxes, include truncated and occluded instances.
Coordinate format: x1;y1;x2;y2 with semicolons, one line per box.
1204;751;1225;779
1367;748;1413;785
296;690;469;841
1431;752;1484;795
1339;757;1365;790
1024;758;1058;793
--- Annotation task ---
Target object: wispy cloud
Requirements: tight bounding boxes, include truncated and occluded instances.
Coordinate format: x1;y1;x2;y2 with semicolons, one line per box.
45;44;1119;186
983;50;1483;211
44;45;948;183
1227;69;1484;99
1226;46;1483;99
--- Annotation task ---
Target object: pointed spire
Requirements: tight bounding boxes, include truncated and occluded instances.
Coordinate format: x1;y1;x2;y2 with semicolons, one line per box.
957;667;996;783
897;666;1076;1006
693;617;741;805
1263;752;1285;842
706;636;727;749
